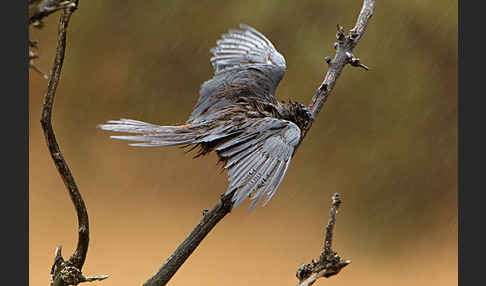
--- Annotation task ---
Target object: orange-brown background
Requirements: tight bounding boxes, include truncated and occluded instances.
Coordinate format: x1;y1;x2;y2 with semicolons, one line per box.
30;1;457;285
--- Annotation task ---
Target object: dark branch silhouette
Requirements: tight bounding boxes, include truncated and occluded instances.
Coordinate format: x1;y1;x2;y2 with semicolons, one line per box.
143;192;234;286
296;193;350;286
37;1;107;285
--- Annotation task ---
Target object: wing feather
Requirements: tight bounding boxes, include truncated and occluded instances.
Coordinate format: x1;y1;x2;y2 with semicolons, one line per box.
211;24;285;75
188;24;287;123
248;159;281;210
217;118;301;209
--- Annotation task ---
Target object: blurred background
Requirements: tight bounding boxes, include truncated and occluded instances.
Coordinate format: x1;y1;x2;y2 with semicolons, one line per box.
29;1;457;285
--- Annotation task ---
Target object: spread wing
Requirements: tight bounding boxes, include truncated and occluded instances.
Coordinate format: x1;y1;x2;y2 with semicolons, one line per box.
215;117;300;210
189;24;287;123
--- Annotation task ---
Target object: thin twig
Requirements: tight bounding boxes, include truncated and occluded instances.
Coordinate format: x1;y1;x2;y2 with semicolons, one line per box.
29;0;78;77
39;1;107;285
296;193;351;286
322;193;341;259
29;41;49;79
29;36;49;79
29;0;77;26
143;192;234;286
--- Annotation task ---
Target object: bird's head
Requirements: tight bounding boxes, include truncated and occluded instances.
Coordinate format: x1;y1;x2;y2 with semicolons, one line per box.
278;101;314;131
294;103;314;131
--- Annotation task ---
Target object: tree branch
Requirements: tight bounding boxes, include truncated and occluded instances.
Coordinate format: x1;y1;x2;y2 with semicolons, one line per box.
303;0;375;138
39;1;107;285
41;1;87;270
143;192;234;286
296;193;350;286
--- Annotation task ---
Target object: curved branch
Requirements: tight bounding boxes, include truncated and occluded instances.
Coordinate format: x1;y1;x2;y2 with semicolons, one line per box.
40;4;89;271
39;2;107;285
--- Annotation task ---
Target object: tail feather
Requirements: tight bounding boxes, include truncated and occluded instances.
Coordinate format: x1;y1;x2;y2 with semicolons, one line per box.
98;118;201;147
99;118;170;134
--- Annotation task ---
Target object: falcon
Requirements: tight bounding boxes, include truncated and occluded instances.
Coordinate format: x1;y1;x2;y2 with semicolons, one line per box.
99;24;313;210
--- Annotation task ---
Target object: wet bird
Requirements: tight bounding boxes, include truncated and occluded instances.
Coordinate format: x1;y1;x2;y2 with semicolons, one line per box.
99;24;313;210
